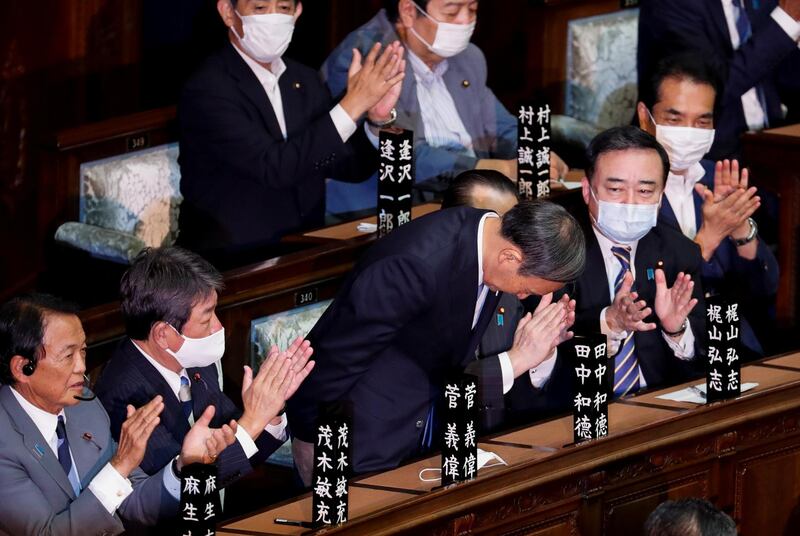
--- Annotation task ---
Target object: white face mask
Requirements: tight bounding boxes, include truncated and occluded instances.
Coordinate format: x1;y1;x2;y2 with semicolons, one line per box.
232;10;295;64
590;188;660;245
166;325;226;369
409;1;475;58
418;448;508;482
648;110;715;172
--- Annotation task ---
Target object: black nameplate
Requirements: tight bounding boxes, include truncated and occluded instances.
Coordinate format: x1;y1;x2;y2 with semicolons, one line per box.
571;335;610;443
706;296;741;402
312;401;353;528
440;373;478;486
126;133;150;152
178;463;219;536
377;128;414;237
517;101;552;200
294;287;319;307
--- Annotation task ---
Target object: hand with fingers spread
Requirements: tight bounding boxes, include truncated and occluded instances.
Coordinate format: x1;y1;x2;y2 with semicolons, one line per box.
506;293;576;378
177;406;238;470
110;396;165;478
654;269;698;336
237;345;297;440
281;336;315;400
605;271;657;334
340;41;406;123
695;159;760;260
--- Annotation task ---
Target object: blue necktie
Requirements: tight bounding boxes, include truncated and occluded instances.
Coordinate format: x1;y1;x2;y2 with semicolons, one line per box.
179;375;193;421
611;246;641;397
732;0;770;127
56;416;81;495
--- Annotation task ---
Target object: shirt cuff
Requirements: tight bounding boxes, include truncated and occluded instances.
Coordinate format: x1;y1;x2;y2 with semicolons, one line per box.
528;349;558;389
600;307;629;356
162;458;181;501
661;322;696;360
497;352;515;395
330;104;358;143
772;7;800;42
235;424;259;459
87;463;134;515
363;121;381;149
265;413;289;442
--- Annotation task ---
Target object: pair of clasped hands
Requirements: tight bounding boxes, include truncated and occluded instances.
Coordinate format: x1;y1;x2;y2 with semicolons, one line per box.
109;338;314;479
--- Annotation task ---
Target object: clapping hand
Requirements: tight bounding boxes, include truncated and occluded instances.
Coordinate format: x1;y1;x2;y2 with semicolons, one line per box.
605;272;656;334
178;406;237;469
654;269;698;335
340;41;405;123
110;396;164;478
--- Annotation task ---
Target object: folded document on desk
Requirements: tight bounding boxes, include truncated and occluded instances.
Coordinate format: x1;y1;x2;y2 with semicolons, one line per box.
357;222;377;233
656;382;758;404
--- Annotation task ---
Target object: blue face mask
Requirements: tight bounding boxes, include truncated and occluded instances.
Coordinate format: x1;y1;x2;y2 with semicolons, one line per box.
590;188;660;245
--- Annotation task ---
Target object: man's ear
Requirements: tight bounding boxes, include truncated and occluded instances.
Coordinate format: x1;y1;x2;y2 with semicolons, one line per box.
217;0;235;27
637;102;655;135
581;176;591;206
150;322;174;350
398;0;417;28
9;355;30;384
498;247;523;269
295;1;303;19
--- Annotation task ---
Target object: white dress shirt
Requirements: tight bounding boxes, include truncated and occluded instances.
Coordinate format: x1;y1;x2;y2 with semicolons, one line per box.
233;44;357;143
720;1;800;130
132;341;288;460
9;386;180;514
664;162;706;239
407;49;476;156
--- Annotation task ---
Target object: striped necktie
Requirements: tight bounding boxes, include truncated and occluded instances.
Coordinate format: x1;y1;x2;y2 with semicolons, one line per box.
732;0;770;127
56;416;81;495
611;246;641;397
179;375;193;421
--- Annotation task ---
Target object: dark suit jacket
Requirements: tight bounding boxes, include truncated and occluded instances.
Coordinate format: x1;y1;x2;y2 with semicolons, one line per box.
95;339;283;489
286;207;501;473
638;0;800;159
177;43;378;265
0;386;177;536
465;293;573;434
658;160;779;358
572;221;707;389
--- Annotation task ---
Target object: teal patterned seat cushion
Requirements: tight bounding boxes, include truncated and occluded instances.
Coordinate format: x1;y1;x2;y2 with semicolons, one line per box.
55;222;146;264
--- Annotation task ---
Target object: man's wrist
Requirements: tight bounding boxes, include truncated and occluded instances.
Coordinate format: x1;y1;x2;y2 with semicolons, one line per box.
694;227;720;261
339;94;367;122
662;318;688;337
237;414;262;441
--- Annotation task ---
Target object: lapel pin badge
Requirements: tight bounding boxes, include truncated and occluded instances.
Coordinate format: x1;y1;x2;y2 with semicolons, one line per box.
462;79;470;88
33;443;45;458
647;268;655;281
193;372;201;383
497;307;505;327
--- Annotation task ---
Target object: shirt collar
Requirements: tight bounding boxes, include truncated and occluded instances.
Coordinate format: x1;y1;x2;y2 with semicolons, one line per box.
9;386;63;445
406;48;448;88
232;42;287;91
666;162;706;196
131;340;187;400
477;212;500;287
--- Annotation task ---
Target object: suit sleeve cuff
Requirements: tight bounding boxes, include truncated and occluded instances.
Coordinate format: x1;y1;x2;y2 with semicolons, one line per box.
265;413;289;442
772;6;800;42
330;104;358;143
87;463;134;514
162;458;181;501
661;323;696;360
497;352;515;394
235;425;259;459
529;349;558;389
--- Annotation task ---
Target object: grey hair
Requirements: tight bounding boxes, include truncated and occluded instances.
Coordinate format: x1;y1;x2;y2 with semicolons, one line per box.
500;199;586;282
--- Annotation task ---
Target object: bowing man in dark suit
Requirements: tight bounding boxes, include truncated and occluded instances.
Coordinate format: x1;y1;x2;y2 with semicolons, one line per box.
287;199;586;479
178;0;406;267
638;0;800;160
636;53;778;359
562;126;706;398
0;294;236;536
95;247;314;495
441;170;577;434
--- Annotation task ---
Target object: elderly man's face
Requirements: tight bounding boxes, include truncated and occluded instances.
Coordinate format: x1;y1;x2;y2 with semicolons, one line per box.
582;148;665;221
218;0;300;40
400;0;478;54
18;313;87;414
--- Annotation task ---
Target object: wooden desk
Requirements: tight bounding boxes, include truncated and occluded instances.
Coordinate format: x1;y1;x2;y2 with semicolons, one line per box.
299;203;441;243
742;124;800;328
219;353;800;535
